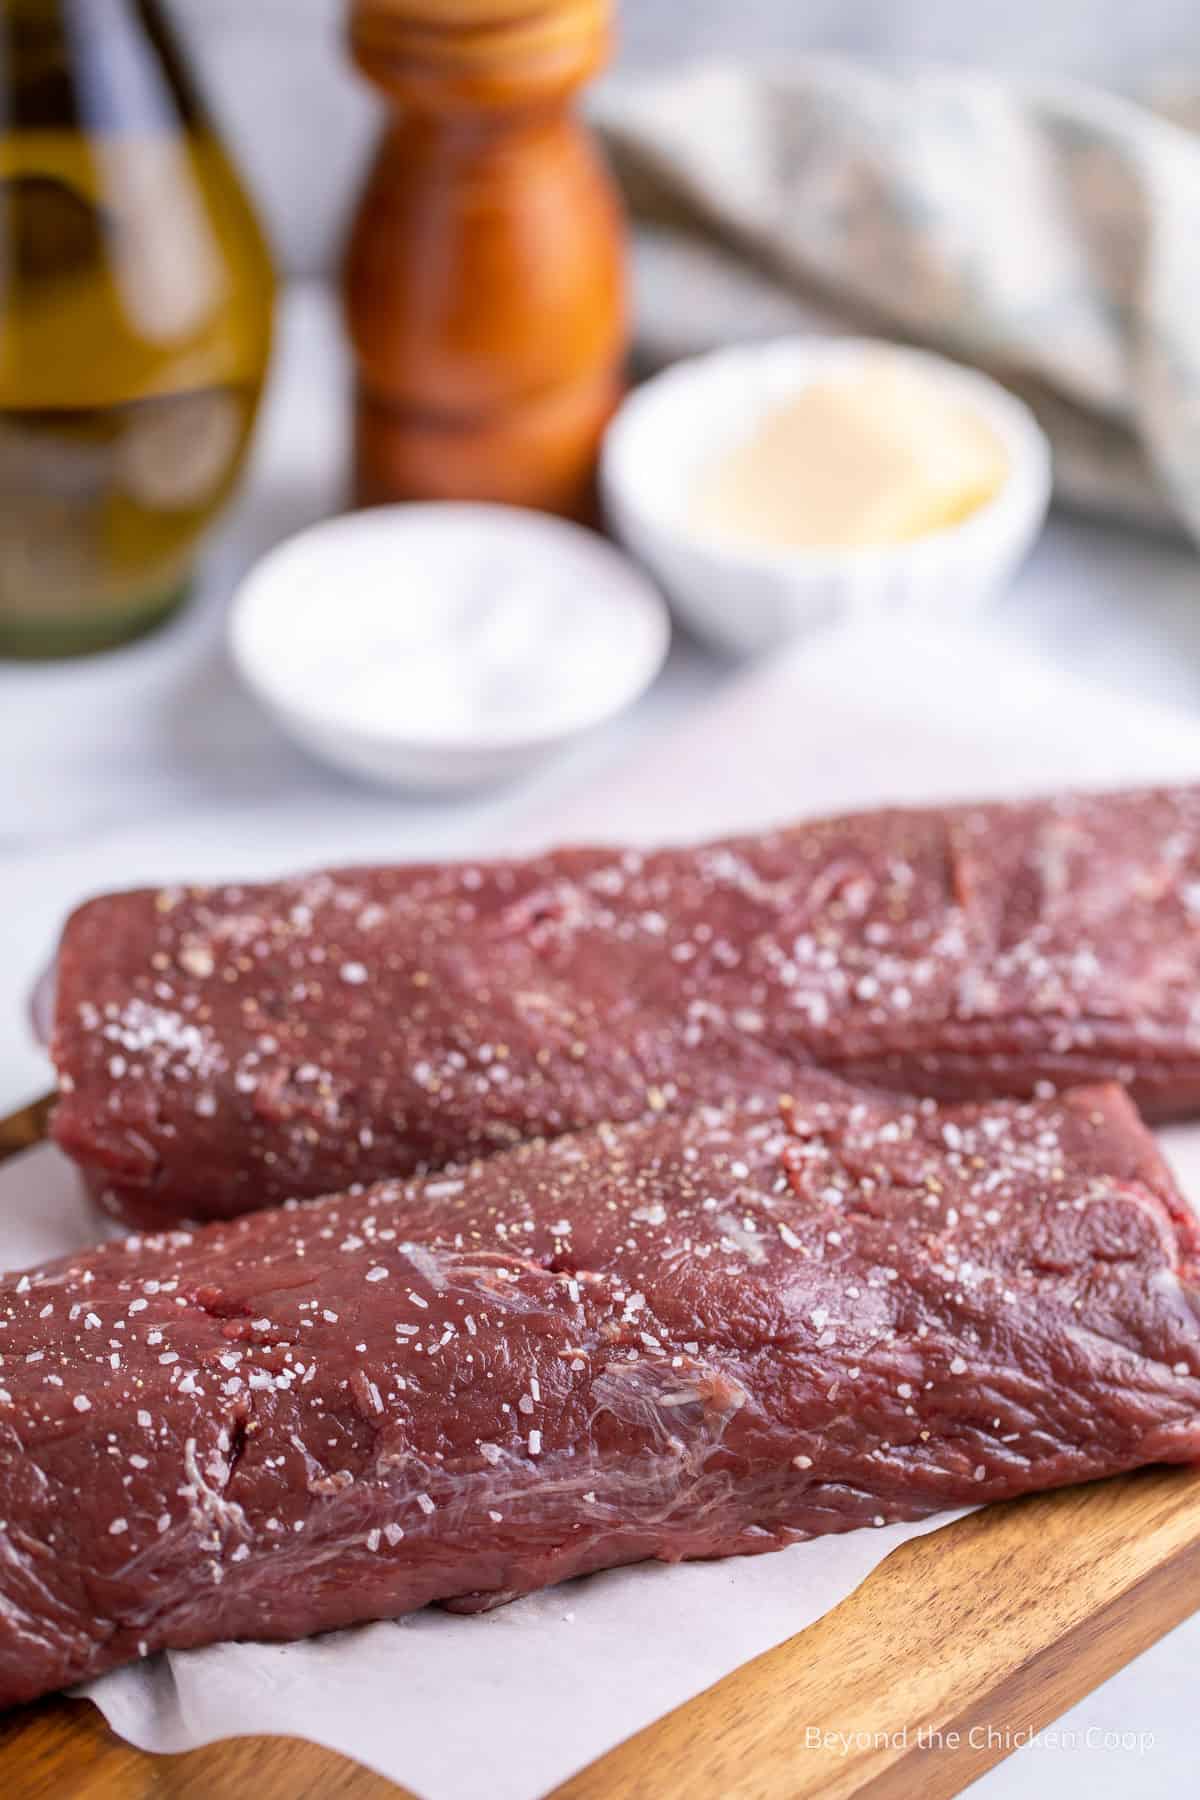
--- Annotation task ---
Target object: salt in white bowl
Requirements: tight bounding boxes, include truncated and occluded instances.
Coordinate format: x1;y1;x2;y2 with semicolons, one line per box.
229;504;671;792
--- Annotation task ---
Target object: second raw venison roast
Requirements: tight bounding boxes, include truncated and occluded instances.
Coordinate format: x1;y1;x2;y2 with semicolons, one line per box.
50;784;1200;1224
1;1075;1198;1707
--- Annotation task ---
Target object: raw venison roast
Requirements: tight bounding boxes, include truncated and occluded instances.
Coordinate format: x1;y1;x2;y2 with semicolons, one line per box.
2;1075;1198;1707
50;785;1200;1227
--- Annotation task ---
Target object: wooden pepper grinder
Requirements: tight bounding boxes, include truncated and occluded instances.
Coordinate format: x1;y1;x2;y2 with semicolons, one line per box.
343;0;628;521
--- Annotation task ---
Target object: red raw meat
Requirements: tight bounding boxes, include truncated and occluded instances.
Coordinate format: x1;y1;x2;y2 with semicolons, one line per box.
2;1076;1198;1707
51;781;1200;1231
49;785;1200;1227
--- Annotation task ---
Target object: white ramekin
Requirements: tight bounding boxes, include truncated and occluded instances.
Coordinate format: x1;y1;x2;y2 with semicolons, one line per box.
229;504;670;792
600;338;1053;657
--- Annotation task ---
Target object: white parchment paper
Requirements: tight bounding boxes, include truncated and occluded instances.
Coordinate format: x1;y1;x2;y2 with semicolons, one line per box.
6;623;1200;1798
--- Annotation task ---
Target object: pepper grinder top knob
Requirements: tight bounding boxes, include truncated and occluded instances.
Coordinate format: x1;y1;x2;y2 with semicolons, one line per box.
348;0;611;107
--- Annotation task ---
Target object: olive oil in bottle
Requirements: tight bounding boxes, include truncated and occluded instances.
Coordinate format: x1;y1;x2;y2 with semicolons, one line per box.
0;0;275;656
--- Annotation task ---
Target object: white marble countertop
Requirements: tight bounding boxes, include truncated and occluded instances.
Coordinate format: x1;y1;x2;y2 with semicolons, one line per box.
2;283;1199;1794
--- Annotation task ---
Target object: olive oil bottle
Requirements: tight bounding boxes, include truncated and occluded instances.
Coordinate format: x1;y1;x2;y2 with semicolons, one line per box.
0;0;275;656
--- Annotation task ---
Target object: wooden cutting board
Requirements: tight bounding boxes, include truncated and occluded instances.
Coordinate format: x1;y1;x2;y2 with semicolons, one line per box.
2;1465;1198;1800
2;1100;1199;1799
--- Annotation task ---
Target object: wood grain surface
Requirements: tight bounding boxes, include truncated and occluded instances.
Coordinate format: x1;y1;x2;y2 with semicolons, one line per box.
2;1464;1197;1800
0;1093;54;1166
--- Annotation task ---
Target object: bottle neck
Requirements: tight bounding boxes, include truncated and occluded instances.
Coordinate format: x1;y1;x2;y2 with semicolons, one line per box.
0;0;205;133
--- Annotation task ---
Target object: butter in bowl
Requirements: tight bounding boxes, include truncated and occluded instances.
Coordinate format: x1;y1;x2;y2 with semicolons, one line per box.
601;338;1052;656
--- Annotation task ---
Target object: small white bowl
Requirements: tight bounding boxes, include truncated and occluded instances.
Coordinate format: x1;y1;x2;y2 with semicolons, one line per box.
601;337;1052;657
229;504;671;792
